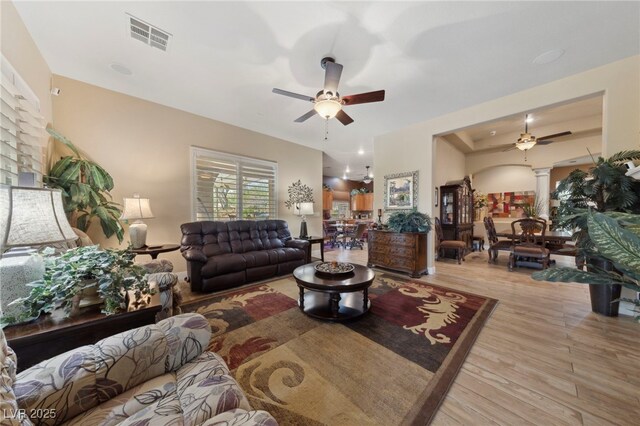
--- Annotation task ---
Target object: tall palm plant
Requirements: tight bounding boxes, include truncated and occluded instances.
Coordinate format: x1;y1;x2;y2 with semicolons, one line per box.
45;128;124;242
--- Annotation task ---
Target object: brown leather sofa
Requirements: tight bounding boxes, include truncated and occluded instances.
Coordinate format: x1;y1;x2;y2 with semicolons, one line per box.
180;220;309;292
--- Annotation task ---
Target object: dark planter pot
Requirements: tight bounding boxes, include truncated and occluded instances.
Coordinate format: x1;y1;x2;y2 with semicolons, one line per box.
586;256;622;317
588;283;622;317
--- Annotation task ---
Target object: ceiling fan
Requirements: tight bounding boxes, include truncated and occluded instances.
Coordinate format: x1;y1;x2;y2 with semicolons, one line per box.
503;114;572;152
362;166;372;184
272;57;385;126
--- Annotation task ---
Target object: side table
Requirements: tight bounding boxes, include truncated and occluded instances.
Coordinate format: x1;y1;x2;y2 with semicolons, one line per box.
132;244;180;259
301;236;324;263
4;296;161;372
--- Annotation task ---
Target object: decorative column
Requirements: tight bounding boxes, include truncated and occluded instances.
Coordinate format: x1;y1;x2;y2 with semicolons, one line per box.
533;168;551;220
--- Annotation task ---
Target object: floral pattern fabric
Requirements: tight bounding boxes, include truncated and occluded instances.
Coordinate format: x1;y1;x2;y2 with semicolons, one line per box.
7;314;276;426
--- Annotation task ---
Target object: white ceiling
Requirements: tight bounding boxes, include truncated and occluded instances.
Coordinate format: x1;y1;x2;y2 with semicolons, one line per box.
13;1;640;178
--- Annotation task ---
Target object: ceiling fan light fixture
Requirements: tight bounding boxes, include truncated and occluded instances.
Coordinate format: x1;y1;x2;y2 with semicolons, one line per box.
516;133;537;151
314;98;342;119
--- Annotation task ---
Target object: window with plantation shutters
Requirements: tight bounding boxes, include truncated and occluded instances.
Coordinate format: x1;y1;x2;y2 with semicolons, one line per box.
191;147;277;221
0;56;46;186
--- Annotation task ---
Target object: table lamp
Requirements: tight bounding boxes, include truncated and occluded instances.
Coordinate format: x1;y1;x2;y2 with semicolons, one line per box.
0;185;78;319
120;194;154;249
296;202;314;239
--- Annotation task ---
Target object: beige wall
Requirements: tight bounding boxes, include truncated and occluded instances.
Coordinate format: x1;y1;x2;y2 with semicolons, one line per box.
549;164;591;193
472;165;536;195
434;137;466;218
375;55;640;271
52;76;323;270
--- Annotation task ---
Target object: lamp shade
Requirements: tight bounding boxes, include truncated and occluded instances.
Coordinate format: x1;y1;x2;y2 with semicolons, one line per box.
299;202;314;216
0;185;77;250
120;196;154;220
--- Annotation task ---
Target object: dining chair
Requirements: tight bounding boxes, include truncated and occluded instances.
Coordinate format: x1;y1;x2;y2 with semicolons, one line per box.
508;218;551;271
434;217;467;264
483;217;513;263
344;223;367;250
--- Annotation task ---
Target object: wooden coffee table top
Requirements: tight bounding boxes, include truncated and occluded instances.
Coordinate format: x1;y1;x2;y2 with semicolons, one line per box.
293;262;375;292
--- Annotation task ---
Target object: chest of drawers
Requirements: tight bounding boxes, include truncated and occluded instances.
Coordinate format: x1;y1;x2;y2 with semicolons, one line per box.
367;230;428;277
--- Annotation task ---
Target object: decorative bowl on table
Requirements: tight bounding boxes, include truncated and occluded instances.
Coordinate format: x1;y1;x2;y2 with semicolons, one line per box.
314;262;355;277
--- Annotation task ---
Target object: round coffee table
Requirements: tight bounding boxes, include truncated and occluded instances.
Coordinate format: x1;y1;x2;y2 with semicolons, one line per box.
293;262;375;321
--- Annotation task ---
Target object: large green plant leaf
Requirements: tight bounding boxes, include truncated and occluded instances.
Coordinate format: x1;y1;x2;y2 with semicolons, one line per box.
588;213;640;276
532;267;625;285
47;128;81;158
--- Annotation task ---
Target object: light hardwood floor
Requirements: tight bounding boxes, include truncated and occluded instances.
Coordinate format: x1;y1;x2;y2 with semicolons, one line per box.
322;244;640;425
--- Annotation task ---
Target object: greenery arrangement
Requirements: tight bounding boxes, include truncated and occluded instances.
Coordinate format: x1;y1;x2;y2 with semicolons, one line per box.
3;246;154;325
554;150;640;251
387;209;432;233
473;191;487;209
284;180;314;209
350;188;370;195
46;128;124;243
522;196;546;218
532;212;640;322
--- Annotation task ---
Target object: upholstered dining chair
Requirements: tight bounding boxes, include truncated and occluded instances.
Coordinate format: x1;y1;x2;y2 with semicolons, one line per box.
483;217;513;263
508;218;551;271
434;217;467;264
344;223;367;250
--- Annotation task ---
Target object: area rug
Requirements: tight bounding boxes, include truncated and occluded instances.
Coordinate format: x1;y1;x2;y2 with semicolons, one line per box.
182;273;497;425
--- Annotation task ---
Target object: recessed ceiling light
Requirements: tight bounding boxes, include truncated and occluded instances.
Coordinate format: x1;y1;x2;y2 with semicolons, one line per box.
358;148;364;155
490;130;497;136
342;174;347;180
345;166;350;173
532;49;565;65
110;62;133;75
526;116;534;123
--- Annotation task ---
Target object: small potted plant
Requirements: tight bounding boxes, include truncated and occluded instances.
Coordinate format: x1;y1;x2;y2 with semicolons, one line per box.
2;246;154;325
387;209;432;233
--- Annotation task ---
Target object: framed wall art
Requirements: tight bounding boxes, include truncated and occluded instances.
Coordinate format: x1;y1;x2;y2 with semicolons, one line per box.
384;170;418;210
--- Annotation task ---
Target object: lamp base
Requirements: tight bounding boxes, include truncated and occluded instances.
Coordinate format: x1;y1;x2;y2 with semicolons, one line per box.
129;221;148;249
299;220;308;239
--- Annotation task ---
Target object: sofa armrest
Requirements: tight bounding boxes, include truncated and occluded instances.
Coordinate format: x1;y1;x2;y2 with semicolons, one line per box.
182;248;207;263
147;272;181;321
285;239;310;250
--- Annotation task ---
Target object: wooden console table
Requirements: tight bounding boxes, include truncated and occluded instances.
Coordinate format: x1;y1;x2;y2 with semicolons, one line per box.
4;299;161;372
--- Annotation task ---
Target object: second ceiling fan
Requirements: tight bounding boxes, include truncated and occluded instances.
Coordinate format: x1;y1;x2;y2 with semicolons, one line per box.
272;57;385;126
503;113;572;152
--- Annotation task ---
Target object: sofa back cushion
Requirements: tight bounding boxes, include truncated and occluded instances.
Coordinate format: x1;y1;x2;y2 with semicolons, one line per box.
181;221;232;256
258;220;292;249
228;220;263;253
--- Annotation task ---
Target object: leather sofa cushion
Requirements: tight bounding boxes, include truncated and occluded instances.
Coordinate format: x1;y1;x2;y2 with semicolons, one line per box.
181;222;232;257
268;247;306;263
228;221;264;253
241;250;272;268
257;220;288;249
202;254;247;277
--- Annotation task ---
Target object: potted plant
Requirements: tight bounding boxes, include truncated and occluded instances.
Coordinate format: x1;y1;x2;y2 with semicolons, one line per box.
532;212;640;322
387;208;432;233
2;246;154;326
553;150;640;316
45;128;124;242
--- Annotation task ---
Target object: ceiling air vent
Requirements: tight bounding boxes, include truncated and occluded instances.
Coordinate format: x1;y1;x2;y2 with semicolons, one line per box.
127;14;171;52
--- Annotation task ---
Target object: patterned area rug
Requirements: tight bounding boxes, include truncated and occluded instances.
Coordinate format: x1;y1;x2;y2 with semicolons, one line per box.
182;273;497;425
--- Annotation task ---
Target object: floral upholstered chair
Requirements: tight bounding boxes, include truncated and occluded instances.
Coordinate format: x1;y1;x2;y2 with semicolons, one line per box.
1;313;277;426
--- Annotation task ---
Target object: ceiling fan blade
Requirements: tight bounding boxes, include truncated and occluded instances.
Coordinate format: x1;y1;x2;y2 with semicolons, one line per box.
502;145;517;152
294;110;317;123
342;90;385;106
537;140;554;146
272;88;314;102
323;61;343;96
538;131;572;141
335;110;354;126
